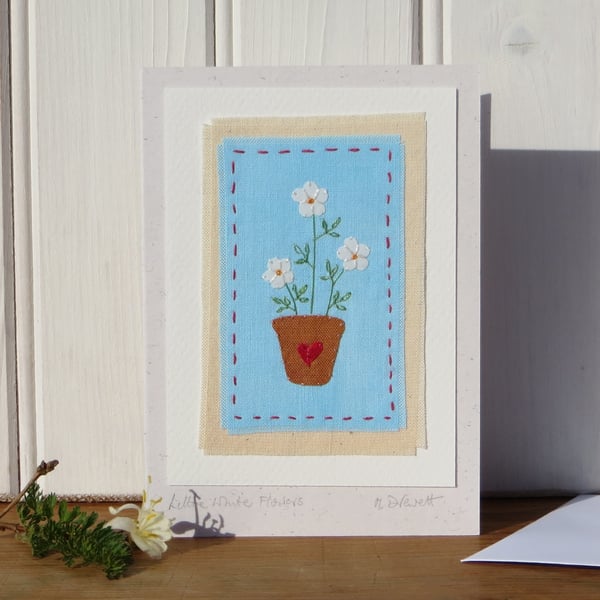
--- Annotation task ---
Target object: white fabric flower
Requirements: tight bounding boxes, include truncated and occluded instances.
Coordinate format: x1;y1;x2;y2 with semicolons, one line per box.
107;491;173;559
291;181;328;217
336;237;370;271
262;257;294;289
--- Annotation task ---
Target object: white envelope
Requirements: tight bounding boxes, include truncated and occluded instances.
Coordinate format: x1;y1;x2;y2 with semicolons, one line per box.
464;495;600;567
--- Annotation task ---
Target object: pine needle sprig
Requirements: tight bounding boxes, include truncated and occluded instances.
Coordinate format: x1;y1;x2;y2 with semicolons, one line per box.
17;483;133;579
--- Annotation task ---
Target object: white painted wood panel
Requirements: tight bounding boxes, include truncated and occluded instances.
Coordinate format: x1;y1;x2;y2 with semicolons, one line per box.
227;0;419;66
0;0;17;497
10;0;36;493
11;0;599;496
10;0;210;496
421;0;443;64
450;0;600;493
449;0;600;151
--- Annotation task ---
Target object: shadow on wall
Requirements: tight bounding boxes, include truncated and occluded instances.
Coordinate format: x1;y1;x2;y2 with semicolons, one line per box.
480;95;600;494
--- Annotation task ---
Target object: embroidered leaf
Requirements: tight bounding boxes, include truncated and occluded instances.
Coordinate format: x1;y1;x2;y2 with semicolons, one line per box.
293;243;311;266
272;296;292;308
289;284;309;309
340;292;352;302
323;260;339;280
336;304;347;311
273;293;296;314
316;216;343;241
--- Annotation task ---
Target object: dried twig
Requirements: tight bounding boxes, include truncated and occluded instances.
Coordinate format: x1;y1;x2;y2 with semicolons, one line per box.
0;459;59;521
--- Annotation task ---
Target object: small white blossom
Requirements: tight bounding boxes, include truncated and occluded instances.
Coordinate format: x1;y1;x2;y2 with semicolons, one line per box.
336;237;370;271
262;257;294;289
107;491;173;559
291;181;328;217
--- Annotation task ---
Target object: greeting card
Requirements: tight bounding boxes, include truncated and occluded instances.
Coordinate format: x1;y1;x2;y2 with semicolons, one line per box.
143;66;480;536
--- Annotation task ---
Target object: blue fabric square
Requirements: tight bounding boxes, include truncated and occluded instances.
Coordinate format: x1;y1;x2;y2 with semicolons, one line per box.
218;135;406;434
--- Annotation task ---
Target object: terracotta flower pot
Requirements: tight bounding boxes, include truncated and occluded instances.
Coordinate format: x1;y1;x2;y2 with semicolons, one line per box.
272;315;345;386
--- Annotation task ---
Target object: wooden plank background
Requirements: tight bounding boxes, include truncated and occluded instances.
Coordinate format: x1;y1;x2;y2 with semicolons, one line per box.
8;0;211;496
2;0;599;495
0;0;17;498
226;0;419;65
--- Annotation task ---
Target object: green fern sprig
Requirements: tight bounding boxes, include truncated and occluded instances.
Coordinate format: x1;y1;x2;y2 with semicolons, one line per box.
17;483;133;579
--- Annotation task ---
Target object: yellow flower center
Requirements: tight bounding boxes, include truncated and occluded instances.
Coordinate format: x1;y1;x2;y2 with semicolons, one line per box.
275;269;283;276
307;197;315;204
351;253;358;260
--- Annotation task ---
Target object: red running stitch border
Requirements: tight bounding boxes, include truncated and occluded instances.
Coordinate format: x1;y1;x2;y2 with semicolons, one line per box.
229;145;398;424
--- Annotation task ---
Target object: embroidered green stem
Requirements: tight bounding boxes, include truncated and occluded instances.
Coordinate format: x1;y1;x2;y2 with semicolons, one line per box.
290;216;343;315
271;282;308;314
322;260;351;316
310;214;317;313
284;283;298;315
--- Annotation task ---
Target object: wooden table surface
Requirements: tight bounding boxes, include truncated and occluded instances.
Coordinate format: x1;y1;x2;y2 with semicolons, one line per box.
0;497;597;599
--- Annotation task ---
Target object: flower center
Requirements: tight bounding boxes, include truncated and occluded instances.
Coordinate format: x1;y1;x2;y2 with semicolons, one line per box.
307;197;315;204
275;269;283;276
351;253;359;260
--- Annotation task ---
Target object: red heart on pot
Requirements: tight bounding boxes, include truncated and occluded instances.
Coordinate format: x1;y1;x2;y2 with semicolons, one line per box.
297;341;323;366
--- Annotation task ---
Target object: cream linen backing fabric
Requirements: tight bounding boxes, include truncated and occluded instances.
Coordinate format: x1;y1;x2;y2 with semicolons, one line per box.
201;114;426;455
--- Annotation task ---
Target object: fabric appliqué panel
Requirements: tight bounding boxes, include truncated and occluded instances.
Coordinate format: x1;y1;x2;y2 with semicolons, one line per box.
218;136;406;434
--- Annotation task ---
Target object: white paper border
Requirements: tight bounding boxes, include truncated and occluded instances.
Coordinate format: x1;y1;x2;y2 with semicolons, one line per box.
165;86;453;487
